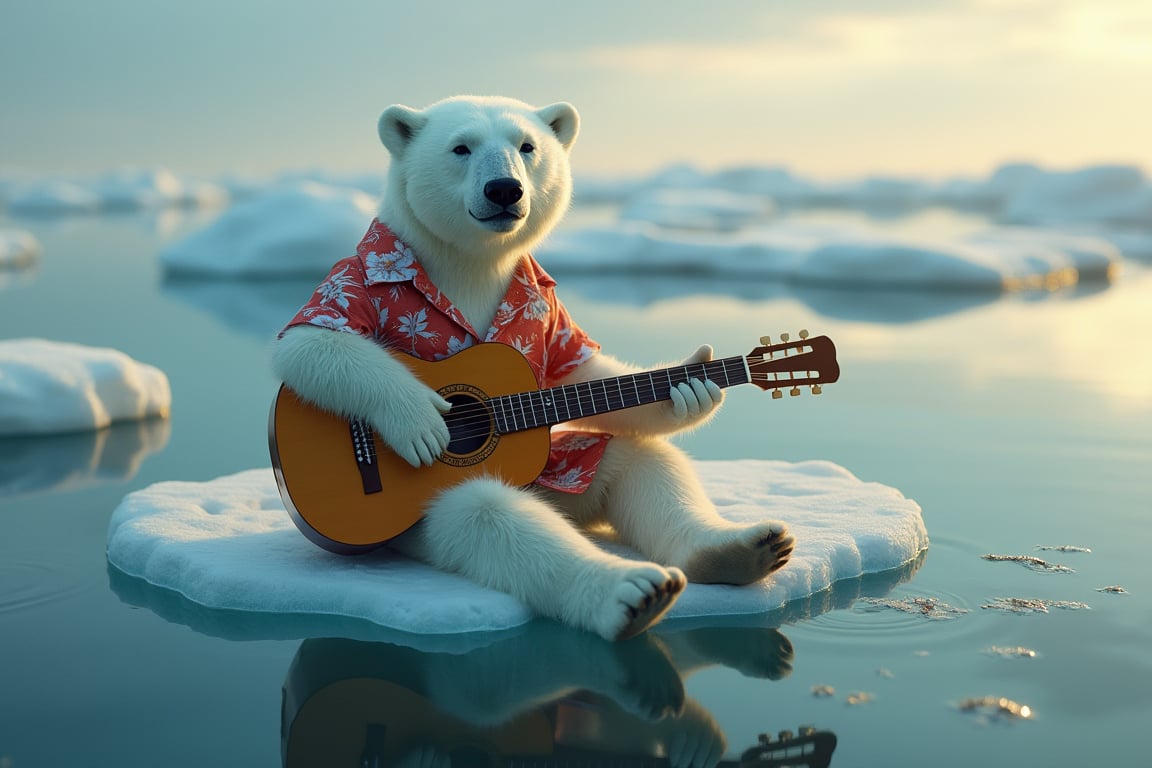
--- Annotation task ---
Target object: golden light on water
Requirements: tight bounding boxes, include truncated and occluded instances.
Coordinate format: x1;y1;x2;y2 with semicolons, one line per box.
959;696;1035;720
579;266;1152;410
818;267;1152;409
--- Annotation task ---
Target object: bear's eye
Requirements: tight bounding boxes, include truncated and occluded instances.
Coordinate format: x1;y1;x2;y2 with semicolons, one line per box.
452;145;471;156
520;142;535;154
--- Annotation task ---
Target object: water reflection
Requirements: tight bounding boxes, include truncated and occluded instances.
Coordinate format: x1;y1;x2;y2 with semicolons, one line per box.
281;629;837;768
0;417;170;498
107;552;925;652
554;273;1109;324
104;541;926;766
161;274;320;339
0;262;38;293
164;267;1037;337
158;256;1116;341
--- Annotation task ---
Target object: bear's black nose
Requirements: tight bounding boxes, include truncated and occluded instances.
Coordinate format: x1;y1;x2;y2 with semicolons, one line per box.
484;178;523;207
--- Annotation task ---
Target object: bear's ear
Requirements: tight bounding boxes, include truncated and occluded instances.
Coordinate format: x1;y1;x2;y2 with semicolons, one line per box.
535;102;580;151
378;105;428;157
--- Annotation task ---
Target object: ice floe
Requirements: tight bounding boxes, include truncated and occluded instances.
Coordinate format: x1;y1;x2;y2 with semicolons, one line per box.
557;166;1129;288
158;182;378;277
106;459;927;646
0;339;170;436
998;165;1152;227
857;596;969;620
619;187;774;231
2;167;228;215
536;221;1119;290
4;180;101;216
4;160;1147;289
90;167;228;211
0;230;40;269
578;161;1152;226
3;160;1147;227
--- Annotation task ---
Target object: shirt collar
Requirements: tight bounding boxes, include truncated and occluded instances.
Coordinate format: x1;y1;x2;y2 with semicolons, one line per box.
358;220;425;286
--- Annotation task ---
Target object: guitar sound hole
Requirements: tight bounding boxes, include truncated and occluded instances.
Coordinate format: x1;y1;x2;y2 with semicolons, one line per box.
443;393;494;456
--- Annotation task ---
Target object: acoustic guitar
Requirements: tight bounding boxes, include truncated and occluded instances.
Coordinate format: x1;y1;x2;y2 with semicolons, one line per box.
269;331;839;553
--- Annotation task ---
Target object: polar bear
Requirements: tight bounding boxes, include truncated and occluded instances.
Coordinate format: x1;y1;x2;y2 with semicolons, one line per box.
271;96;794;641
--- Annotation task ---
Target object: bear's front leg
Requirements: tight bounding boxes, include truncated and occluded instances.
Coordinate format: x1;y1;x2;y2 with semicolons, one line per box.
272;325;452;466
388;478;686;641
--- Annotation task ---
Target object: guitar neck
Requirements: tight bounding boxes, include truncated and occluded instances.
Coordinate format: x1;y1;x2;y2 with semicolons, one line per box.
488;356;750;435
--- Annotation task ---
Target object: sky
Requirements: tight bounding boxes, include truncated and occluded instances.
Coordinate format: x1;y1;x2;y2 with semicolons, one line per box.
2;0;1150;180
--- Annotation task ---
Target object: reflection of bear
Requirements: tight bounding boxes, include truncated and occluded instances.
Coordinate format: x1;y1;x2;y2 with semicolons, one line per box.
271;96;794;641
281;624;813;768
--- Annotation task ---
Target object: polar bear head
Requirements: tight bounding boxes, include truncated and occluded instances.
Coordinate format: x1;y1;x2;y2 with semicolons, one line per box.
377;96;579;267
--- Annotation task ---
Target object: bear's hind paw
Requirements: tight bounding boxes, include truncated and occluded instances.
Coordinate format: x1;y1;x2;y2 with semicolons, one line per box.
604;565;687;641
684;522;795;586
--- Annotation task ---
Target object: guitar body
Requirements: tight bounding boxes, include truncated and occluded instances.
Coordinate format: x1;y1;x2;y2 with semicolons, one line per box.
270;342;552;553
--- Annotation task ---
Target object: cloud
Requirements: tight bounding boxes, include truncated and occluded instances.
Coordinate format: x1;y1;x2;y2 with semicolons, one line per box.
551;0;1152;80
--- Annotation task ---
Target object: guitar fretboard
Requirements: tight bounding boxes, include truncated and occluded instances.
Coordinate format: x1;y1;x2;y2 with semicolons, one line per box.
489;356;750;435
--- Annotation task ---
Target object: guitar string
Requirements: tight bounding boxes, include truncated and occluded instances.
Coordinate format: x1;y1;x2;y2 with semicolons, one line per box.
417;355;817;442
350;361;728;444
345;347;824;451
354;350;819;445
438;359;742;429
419;358;758;442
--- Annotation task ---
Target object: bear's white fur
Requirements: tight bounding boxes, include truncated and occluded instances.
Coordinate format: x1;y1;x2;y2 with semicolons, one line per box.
271;96;794;640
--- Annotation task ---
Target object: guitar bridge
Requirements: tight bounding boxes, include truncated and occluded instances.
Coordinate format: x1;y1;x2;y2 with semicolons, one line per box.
349;420;383;495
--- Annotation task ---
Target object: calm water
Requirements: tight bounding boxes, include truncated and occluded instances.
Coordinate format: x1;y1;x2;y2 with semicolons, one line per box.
2;206;1150;767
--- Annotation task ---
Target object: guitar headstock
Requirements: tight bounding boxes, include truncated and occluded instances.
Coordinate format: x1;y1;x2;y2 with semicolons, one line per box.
746;330;840;398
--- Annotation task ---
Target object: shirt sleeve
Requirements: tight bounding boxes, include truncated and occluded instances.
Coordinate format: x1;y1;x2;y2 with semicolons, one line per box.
541;288;600;386
279;257;379;339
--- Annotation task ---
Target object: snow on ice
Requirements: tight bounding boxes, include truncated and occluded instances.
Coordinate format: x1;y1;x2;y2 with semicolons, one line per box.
107;460;926;647
0;339;171;436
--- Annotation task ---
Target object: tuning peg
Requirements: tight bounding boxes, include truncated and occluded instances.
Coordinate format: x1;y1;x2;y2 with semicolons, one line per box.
778;730;795;741
811;384;822;395
771;390;782;399
789;387;800;397
799;329;809;339
760;335;771;346
780;332;790;342
758;733;772;744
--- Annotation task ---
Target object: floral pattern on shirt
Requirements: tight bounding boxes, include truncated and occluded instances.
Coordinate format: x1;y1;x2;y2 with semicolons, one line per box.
283;219;610;493
365;244;418;283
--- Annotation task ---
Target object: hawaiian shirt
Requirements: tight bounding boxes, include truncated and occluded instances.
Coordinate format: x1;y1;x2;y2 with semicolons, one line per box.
283;219;610;493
